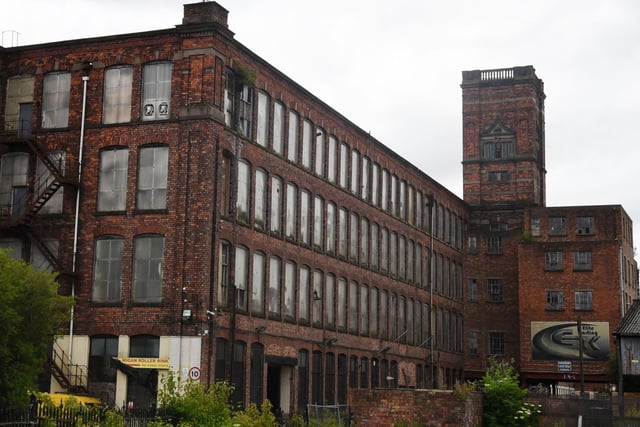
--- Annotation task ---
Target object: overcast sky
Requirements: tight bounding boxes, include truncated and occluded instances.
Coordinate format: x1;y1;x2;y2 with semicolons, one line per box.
2;0;640;252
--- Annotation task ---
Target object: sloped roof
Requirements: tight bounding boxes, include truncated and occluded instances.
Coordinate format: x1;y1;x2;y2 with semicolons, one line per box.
614;300;640;336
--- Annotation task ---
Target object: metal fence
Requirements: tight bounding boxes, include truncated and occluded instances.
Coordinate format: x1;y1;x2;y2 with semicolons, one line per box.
0;405;172;427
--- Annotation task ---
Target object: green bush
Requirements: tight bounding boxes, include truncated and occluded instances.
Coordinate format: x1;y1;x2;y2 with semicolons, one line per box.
482;357;541;427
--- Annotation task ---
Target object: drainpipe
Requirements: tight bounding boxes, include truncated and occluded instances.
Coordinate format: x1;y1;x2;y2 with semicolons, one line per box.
68;74;89;370
428;194;435;388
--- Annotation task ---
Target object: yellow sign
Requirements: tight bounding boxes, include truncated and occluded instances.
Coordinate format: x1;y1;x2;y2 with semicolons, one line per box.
118;357;169;369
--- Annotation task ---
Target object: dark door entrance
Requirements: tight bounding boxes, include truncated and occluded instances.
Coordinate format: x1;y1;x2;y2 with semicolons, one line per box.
267;365;281;414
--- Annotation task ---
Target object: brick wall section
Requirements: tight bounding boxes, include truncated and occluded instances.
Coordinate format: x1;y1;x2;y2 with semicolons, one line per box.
348;388;482;427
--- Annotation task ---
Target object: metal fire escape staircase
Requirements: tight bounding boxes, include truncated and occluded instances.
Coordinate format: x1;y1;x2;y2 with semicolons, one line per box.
49;340;89;394
1;134;78;272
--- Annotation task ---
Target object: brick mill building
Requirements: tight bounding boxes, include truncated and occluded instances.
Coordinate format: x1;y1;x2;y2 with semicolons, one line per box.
0;0;637;416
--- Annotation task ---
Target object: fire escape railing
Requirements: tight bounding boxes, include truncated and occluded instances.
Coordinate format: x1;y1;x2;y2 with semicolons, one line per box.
0;120;78;272
49;340;88;394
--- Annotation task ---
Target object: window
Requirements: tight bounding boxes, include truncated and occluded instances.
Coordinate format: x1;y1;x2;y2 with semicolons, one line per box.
42;72;70;128
103;66;132;124
250;343;264;405
300;190;311;245
361;156;370;201
371;163;380;207
326;202;336;254
483;141;514;159
287;111;299;162
488;332;504;356
237;160;250;223
487;236;502;254
337;278;347;330
488;171;509;182
339;143;348;189
574;250;592;271
137;146;168;210
142;62;171;121
360;284;369;335
325;353;335;404
299;266;310;321
575;290;593;311
370;288;379;338
297;350;309;413
254;169;267;230
270;176;283;235
487;279;503;303
235;246;249;311
577;216;594;235
468;278;478;302
313;270;323;326
302;119;312;169
5;76;34;133
360;217;369;266
89;336;118;382
469;330;479;356
370;223;379;270
313;196;323;249
545;251;563;271
327;136;337;183
285;183;297;240
256;91;269;146
216;241;230;307
348;281;358;334
284;261;296;319
314;128;325;176
98;148;129;212
338;208;347;258
349;212;358;263
268;256;281;315
549;216;566;235
325;274;335;327
237;84;253;137
531;217;541;236
546;291;563;311
272;102;285;154
350;150;359;195
132;235;164;303
468;235;477;253
92;237;124;303
251;252;265;314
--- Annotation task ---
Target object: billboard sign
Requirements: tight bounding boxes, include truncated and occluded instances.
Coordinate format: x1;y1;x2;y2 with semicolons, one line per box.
531;321;609;361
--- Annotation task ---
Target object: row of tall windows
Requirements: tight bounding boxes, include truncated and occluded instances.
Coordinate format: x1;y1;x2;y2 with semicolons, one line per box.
215;339;442;410
91;235;165;304
235;159;463;295
216;241;463;350
249;90;464;249
97;146;168;212
4;63;172;132
468;331;505;357
544;250;592;271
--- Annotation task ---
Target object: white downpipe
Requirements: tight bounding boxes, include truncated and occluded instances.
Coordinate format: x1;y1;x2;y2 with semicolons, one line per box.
68;75;89;370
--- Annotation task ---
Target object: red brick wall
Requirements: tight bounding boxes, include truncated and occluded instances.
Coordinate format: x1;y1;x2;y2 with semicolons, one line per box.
348;388;482;427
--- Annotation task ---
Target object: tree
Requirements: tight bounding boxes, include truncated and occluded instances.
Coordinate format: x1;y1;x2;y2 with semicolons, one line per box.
0;248;74;408
482;357;541;427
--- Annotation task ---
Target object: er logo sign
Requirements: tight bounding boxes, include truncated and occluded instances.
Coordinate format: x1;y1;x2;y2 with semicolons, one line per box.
188;367;201;381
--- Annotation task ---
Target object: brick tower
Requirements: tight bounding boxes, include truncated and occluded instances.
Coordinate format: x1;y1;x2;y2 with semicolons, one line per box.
461;66;546;208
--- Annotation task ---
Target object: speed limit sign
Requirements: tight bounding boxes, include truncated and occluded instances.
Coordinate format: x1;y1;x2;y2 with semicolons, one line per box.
188;366;201;381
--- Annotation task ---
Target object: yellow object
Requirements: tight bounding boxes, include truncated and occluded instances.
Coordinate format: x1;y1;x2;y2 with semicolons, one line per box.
41;392;101;407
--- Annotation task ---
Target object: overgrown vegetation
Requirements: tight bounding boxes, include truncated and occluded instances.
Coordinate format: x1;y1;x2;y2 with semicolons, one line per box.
0;249;74;408
482;357;542;427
